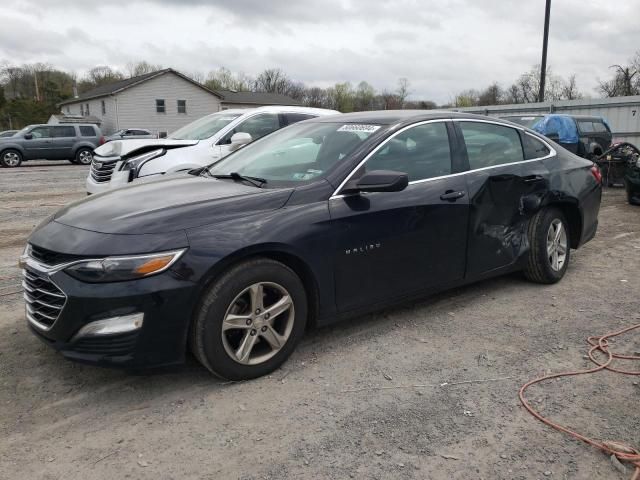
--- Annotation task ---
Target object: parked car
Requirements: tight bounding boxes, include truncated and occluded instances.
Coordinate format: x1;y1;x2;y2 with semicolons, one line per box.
85;106;339;194
502;114;612;159
0;130;18;138
0;124;104;167
105;128;155;142
21;111;601;380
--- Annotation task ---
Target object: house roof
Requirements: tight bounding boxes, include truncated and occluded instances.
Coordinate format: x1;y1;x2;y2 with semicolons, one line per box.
216;90;302;106
49;114;102;125
58;69;222;106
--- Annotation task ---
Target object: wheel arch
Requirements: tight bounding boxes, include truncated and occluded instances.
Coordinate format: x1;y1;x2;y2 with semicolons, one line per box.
194;244;321;329
72;143;96;157
543;201;582;249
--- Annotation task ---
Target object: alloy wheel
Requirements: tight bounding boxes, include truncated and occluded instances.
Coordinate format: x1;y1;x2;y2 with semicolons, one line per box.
221;282;295;365
3;152;20;167
547;219;568;271
78;150;93;164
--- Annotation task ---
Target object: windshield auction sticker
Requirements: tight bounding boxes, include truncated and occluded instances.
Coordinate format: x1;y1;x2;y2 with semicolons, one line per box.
337;124;381;133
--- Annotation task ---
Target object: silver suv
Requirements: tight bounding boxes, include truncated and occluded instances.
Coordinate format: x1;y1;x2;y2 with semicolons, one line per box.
0;124;104;168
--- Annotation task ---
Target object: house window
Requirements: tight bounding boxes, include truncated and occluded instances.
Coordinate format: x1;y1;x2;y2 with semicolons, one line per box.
85;103;90;116
177;99;187;114
80;104;84;116
101;100;106;115
156;99;165;113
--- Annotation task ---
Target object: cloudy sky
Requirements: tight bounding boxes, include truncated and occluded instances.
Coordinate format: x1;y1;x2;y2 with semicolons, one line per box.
1;0;638;103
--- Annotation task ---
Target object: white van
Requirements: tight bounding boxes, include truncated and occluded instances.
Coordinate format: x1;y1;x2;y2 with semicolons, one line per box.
86;106;338;194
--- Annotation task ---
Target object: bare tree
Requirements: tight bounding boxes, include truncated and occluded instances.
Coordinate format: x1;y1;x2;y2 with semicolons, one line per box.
561;74;582;100
126;61;163;78
395;78;411;108
354;81;376;111
477;82;502;106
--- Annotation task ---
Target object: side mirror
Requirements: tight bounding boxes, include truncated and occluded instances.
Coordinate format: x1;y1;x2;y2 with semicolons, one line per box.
229;132;252;150
24;133;33;140
344;170;409;194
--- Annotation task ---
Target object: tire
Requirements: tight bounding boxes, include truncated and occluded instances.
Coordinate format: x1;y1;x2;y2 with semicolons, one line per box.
523;208;571;284
1;149;22;168
75;148;93;165
190;258;308;380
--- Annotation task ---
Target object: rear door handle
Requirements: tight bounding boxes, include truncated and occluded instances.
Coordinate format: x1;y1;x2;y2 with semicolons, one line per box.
440;190;466;201
523;175;544;183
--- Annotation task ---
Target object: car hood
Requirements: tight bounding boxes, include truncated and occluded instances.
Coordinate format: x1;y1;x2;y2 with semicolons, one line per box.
94;138;199;158
53;174;294;234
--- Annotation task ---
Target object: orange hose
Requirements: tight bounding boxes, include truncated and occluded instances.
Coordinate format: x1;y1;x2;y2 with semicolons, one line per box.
519;323;640;479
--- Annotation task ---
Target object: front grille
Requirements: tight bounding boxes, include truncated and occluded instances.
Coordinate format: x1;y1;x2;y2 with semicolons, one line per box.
90;158;118;183
30;244;83;266
22;268;66;330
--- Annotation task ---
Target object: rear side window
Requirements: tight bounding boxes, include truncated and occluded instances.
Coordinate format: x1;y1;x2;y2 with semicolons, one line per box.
365;122;451;182
522;133;550;159
459;122;524;169
79;126;96;137
284;113;316;125
52;126;76;137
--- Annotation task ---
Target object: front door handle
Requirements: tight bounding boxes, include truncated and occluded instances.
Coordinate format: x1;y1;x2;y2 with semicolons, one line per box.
523;174;544;183
440;190;466;201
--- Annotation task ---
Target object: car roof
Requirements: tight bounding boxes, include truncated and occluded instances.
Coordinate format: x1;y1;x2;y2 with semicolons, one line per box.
502;113;605;122
313;110;512;126
214;106;339;116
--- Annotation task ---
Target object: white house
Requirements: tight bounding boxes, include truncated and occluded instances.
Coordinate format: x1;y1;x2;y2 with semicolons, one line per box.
58;69;222;137
58;69;302;137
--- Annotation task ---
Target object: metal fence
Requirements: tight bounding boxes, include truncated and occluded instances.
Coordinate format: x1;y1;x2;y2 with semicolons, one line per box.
455;95;640;145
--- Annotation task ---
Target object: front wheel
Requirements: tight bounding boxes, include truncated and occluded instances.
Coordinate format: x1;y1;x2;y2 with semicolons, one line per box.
523;208;570;284
75;148;93;165
190;258;308;380
1;149;22;168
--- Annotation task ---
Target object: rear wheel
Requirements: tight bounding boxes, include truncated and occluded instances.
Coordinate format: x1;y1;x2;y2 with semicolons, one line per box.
75;148;93;165
523;208;570;284
190;258;308;380
1;149;22;168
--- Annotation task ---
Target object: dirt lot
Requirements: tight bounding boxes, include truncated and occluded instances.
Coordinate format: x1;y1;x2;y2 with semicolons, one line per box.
1;162;639;480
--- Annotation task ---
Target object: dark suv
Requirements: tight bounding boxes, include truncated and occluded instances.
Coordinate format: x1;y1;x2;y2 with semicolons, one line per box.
0;124;104;168
502;114;612;159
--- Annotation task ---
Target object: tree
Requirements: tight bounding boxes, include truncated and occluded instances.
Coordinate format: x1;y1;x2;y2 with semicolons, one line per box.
452;89;479;107
302;87;328;108
78;66;124;93
477;82;502;106
395;78;411;108
327;82;354;112
597;64;639;97
561;74;582;100
205;67;252;92
126;61;163;78
354;81;376;111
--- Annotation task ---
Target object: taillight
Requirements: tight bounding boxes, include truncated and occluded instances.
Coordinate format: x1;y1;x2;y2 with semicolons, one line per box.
590;164;602;185
99;136;106;145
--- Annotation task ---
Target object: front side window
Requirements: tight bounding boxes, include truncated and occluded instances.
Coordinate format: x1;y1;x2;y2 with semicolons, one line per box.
156;99;165;113
29;126;51;139
52;126;76;137
170;112;241;140
208;122;378;187
363;122;451;182
578;120;594;133
460;122;524;169
219;113;280;145
177;100;186;114
285;113;316;125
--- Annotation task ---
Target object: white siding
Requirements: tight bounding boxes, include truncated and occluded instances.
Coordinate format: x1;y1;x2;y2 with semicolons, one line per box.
114;72;221;136
60;97;116;134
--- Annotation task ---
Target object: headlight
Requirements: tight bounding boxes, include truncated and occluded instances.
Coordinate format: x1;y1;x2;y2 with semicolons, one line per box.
65;249;185;283
120;149;166;176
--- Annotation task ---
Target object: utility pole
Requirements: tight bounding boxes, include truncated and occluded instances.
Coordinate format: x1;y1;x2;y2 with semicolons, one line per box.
539;0;552;102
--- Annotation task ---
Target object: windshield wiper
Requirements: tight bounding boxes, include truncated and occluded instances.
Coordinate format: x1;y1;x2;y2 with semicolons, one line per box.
211;172;267;188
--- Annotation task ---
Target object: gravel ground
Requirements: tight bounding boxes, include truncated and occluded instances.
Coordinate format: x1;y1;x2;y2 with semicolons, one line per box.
1;162;639;480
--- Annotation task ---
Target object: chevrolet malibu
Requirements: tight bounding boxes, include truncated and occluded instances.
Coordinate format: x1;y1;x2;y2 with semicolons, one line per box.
21;111;601;380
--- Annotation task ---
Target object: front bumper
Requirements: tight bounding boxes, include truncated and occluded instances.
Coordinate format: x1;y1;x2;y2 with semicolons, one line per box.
24;262;197;369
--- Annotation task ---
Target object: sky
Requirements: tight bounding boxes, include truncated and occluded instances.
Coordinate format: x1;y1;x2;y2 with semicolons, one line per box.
1;0;639;104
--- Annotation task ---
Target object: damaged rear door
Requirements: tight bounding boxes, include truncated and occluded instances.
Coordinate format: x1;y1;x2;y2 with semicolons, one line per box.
454;120;550;277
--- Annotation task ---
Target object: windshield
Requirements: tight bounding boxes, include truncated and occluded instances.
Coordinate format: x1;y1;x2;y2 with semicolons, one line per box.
208;122;381;187
170;112;241;140
504;116;544;128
